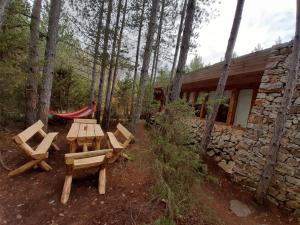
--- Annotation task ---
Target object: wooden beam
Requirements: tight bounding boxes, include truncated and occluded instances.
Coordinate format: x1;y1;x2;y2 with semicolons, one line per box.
226;89;239;125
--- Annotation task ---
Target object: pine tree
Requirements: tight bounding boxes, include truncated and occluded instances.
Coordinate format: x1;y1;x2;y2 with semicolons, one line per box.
0;0;10;31
200;0;245;153
38;0;62;130
255;0;300;204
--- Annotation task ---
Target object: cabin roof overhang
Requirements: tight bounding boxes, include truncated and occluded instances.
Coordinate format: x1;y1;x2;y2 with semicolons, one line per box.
182;48;272;92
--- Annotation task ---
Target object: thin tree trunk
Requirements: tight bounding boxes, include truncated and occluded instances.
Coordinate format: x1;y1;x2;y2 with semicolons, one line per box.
90;1;104;105
25;0;42;126
130;0;160;130
102;0;123;129
169;0;196;102
0;0;9;31
130;0;146;116
107;0;128;125
200;0;245;153
150;42;158;83
166;0;187;102
95;0;113;123
38;0;62;130
255;1;300;204
151;0;165;86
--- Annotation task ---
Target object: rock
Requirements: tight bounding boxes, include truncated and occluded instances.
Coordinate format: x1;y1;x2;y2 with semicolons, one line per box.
59;213;64;217
218;160;235;174
207;150;215;157
16;214;22;220
230;200;251;217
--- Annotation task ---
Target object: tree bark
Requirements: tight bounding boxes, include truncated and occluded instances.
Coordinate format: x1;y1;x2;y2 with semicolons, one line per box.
166;0;187;102
107;0;128;125
38;0;62;130
169;0;196;102
130;0;146;116
102;0;123;129
95;0;113;123
0;0;10;31
90;1;104;105
151;0;165;86
255;1;300;204
25;0;42;126
200;0;245;153
130;0;160;130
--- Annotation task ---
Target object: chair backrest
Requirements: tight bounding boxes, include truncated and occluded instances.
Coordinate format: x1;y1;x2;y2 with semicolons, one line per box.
115;123;134;148
14;120;44;145
73;118;97;124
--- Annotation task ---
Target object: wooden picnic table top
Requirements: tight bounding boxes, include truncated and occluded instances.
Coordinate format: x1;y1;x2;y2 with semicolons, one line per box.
66;122;104;142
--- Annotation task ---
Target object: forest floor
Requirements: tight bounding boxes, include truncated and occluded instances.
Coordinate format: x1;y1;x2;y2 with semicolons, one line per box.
0;120;299;225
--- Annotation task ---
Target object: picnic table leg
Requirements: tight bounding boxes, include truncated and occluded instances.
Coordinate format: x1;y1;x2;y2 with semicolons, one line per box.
61;165;73;204
69;141;77;153
95;137;101;150
98;166;106;194
83;144;88;152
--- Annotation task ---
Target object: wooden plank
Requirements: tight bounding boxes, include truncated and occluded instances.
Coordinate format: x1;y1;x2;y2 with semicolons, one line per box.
86;124;95;138
116;123;133;140
38;130;60;151
107;132;123;150
32;132;58;159
61;175;73;204
98;167;106;194
73;155;105;170
8;159;43;177
226;89;239;125
14;120;44;144
66;123;80;141
65;149;113;165
74;118;97;124
94;124;104;137
77;123;88;142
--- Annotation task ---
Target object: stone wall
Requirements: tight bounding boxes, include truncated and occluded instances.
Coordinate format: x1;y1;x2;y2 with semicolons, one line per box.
192;42;300;210
232;42;300;210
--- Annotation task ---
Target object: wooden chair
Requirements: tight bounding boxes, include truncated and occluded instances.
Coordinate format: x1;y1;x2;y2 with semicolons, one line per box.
73;118;97;124
9;120;60;177
61;149;113;204
106;123;134;163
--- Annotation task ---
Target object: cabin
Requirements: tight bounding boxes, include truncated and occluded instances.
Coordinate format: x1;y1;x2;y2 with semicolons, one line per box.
180;48;271;128
176;42;300;211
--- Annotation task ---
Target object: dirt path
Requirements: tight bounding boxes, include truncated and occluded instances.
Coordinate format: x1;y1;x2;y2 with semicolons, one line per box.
0;121;298;225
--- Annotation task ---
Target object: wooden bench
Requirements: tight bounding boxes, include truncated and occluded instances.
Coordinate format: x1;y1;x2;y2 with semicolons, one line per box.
9;120;60;177
106;123;134;163
61;149;113;204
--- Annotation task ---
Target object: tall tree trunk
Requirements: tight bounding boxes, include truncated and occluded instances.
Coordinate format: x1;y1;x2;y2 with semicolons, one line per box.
25;0;42;126
90;1;104;105
166;0;187;102
130;0;146;116
200;0;245;153
102;0;123;129
0;0;9;31
151;0;165;86
95;0;113;123
38;0;62;130
255;1;300;204
169;0;196;102
107;0;128;125
130;0;160;130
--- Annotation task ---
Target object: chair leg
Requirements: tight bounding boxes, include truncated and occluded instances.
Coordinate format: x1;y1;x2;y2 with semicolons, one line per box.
98;167;106;194
8;159;42;177
61;175;73;204
39;161;52;171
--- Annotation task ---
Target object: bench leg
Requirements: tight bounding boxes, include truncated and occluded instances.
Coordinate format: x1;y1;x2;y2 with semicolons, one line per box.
95;138;102;150
39;161;52;171
83;144;88;152
51;143;60;151
98;167;106;194
61;175;73;204
8;159;42;177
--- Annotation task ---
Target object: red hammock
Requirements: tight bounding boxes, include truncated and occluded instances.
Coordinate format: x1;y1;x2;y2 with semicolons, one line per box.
49;102;96;120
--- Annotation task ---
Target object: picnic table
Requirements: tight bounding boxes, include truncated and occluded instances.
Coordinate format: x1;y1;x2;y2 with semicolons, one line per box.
66;121;104;153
